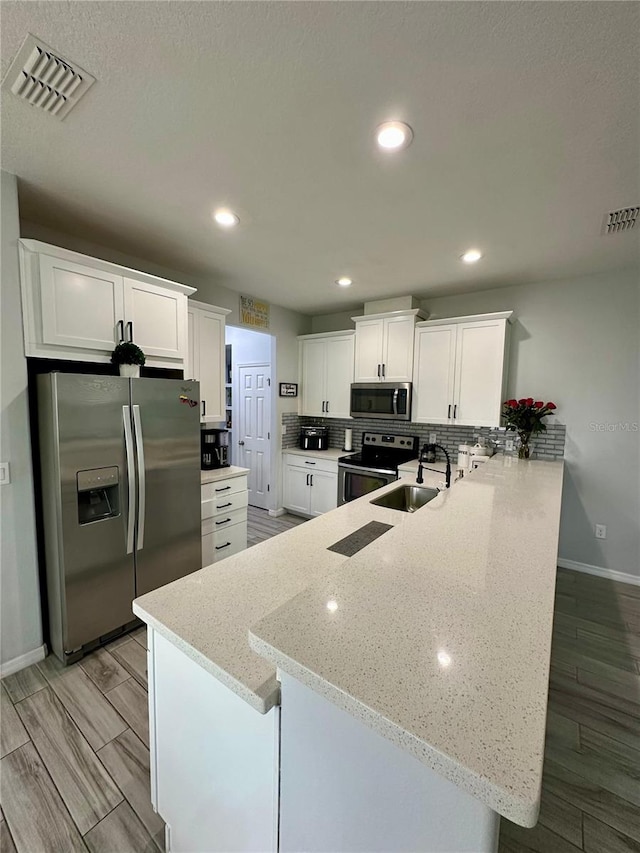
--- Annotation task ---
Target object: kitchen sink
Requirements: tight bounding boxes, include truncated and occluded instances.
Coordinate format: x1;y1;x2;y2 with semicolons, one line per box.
370;484;440;513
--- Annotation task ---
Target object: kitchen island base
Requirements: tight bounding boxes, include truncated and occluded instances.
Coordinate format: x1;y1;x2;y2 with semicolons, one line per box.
148;630;279;853
278;672;499;853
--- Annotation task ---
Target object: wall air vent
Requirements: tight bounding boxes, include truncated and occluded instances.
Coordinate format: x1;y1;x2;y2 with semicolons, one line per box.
1;33;95;120
603;206;639;235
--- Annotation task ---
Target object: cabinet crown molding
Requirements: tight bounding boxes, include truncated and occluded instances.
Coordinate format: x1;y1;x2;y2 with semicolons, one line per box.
19;239;197;296
417;311;513;328
351;308;427;323
297;329;355;341
189;298;232;316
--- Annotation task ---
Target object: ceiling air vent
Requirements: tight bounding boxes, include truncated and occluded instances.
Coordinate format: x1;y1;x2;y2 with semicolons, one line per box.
603;206;639;235
1;33;95;120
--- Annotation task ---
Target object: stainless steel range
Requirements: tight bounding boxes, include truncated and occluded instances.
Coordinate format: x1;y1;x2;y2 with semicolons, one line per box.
338;431;419;505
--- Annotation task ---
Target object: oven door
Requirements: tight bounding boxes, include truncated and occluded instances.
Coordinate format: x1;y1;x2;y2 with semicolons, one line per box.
350;383;412;420
338;464;397;505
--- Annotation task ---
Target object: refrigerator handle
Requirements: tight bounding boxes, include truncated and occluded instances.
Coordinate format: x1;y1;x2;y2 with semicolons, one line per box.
122;406;136;554
132;405;146;551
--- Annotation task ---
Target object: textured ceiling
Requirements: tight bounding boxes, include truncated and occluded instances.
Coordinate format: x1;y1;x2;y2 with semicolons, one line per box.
1;1;638;315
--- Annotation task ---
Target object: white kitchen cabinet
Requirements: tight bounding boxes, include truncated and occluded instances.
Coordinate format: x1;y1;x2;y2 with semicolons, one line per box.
123;277;186;360
187;299;231;423
353;310;423;382
299;331;354;419
19;239;195;368
38;254;125;351
201;473;248;567
413;313;512;427
283;454;338;517
148;629;278;853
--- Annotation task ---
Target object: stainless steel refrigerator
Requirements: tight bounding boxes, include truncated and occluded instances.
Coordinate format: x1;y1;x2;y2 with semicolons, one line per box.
38;373;201;663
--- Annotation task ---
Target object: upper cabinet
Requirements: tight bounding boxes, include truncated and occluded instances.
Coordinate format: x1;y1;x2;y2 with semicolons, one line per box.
299;331;355;419
352;310;424;382
413;312;512;427
186;300;231;423
19;240;195;368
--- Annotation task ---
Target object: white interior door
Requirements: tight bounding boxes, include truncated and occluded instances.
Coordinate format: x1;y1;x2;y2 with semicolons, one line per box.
238;364;272;509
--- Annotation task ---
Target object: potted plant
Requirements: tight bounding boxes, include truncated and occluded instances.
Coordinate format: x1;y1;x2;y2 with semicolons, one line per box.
111;342;146;378
502;398;557;459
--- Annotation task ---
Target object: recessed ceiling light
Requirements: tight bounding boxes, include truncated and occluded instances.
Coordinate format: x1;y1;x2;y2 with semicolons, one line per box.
213;208;239;228
461;249;482;264
376;121;413;151
336;277;352;287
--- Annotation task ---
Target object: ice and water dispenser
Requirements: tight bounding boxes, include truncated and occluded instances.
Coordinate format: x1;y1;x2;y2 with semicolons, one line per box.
77;467;121;524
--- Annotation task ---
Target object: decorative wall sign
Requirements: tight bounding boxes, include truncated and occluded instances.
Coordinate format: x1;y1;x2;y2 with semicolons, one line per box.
279;382;298;398
240;295;270;330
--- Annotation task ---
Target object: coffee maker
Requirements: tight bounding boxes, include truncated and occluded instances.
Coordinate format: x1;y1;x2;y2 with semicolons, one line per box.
201;428;230;470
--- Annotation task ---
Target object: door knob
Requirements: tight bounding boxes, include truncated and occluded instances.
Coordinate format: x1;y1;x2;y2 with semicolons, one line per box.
238;440;245;446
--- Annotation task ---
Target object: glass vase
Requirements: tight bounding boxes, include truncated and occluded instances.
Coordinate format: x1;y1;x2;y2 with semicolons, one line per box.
518;434;531;459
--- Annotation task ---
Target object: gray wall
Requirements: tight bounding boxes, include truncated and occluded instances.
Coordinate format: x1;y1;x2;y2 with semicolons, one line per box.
1;172;44;669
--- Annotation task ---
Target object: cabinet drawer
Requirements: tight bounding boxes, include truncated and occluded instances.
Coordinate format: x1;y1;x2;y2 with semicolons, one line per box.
202;507;246;535
201;488;248;520
202;475;248;502
283;454;338;475
201;521;247;566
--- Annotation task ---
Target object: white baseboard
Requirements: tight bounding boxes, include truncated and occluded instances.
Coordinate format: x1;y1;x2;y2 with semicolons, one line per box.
558;558;640;588
1;643;47;678
269;508;286;517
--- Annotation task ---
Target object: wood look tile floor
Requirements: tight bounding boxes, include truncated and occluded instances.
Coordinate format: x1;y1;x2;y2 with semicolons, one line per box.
2;541;638;853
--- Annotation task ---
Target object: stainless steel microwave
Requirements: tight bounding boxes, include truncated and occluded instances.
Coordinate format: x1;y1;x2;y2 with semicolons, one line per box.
350;383;412;421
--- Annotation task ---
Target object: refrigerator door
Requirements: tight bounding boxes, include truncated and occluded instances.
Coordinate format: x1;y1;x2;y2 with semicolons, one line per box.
130;378;201;596
38;374;136;658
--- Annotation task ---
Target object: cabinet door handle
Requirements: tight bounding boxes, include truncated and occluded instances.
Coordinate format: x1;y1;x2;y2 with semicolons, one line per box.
321;401;325;413
217;502;232;509
117;319;124;343
202;400;206;417
215;542;231;551
382;363;386;378
304;461;316;465
215;485;231;492
215;518;232;525
126;321;133;342
306;473;310;486
377;364;381;378
326;400;329;413
448;404;452;419
453;404;457;419
310;474;313;487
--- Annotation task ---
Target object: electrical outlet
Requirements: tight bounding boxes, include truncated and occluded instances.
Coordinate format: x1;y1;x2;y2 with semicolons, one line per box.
505;439;514;451
595;524;607;540
429;432;437;444
0;462;10;485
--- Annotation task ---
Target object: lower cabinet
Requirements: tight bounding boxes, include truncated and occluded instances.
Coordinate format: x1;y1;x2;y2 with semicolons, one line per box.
148;630;279;853
283;455;338;517
201;474;248;566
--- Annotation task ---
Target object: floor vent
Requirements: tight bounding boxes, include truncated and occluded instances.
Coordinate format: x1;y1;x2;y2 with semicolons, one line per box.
1;33;95;120
603;206;639;234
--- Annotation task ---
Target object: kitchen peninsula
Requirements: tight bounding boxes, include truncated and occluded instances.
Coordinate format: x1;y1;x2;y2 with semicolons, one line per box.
133;455;564;853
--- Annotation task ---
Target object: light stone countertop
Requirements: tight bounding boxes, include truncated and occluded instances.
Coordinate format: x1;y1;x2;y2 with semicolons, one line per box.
201;466;250;485
249;456;564;828
134;465;446;711
282;446;349;461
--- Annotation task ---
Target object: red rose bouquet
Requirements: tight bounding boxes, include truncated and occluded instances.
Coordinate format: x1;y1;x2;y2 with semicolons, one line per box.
502;398;557;459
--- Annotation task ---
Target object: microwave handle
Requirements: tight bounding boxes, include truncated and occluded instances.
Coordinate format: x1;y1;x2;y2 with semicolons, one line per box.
392;389;399;416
